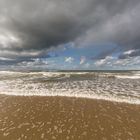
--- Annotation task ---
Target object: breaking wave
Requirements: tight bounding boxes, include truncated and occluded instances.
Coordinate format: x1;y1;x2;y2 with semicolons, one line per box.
0;71;140;104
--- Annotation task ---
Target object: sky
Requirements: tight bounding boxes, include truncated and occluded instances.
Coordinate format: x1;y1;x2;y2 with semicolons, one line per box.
0;0;140;71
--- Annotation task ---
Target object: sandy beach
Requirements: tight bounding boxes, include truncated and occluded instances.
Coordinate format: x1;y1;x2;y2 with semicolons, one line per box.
0;95;140;140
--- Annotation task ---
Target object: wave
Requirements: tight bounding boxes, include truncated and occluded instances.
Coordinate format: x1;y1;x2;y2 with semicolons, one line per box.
0;71;140;105
1;70;140;79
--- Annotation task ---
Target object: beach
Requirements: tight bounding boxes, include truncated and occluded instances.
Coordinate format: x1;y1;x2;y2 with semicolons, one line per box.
0;95;140;140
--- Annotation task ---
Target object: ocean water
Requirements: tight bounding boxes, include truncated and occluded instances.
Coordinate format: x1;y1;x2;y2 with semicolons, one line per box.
0;70;140;104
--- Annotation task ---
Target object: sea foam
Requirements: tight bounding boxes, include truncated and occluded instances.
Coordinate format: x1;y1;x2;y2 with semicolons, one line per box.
0;71;140;104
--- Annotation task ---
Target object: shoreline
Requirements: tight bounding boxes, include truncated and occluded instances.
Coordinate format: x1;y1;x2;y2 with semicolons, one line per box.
0;95;140;140
0;93;140;105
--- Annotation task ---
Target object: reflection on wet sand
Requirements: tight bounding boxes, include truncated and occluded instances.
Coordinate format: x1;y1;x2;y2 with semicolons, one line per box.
0;95;140;140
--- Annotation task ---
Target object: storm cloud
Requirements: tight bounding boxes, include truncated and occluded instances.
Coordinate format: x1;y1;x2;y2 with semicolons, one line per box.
0;0;140;68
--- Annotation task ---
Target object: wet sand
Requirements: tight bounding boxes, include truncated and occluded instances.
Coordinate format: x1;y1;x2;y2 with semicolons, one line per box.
0;95;140;140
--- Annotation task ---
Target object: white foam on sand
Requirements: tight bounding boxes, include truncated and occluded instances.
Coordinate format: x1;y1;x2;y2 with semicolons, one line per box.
116;71;140;79
1;90;140;105
116;75;140;79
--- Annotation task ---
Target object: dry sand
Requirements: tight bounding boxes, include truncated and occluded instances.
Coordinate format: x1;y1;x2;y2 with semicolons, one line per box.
0;95;140;140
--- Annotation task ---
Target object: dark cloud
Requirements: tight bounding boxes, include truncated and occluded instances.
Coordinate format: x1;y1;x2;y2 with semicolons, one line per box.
0;0;140;67
76;0;140;53
119;49;140;59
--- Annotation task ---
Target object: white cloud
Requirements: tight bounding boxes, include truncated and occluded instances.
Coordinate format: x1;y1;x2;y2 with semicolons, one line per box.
95;56;114;66
80;56;86;65
115;59;129;66
115;56;140;66
0;57;13;61
65;57;74;63
94;54;140;69
123;50;135;55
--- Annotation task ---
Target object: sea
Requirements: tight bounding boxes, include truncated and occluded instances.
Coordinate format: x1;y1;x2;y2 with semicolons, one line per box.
0;70;140;104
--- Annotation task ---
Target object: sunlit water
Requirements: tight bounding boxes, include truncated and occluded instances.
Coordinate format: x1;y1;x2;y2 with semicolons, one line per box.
0;71;140;104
